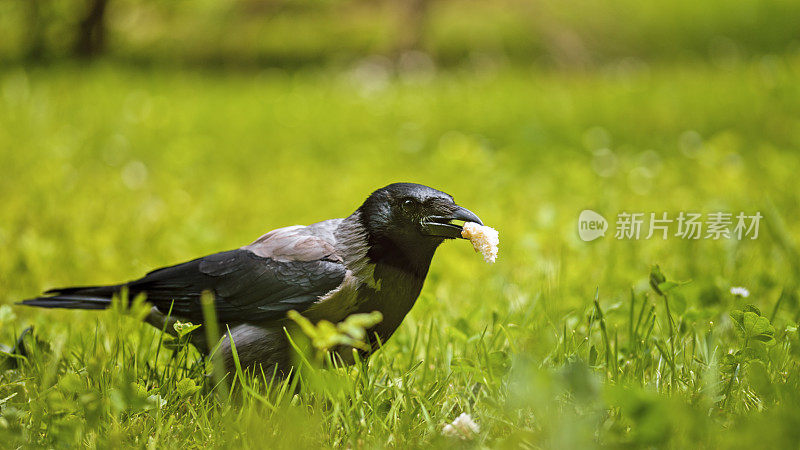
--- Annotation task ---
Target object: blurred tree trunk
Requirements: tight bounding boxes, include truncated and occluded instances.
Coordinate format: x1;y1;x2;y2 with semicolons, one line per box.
74;0;110;58
523;1;591;70
397;0;430;54
25;0;45;60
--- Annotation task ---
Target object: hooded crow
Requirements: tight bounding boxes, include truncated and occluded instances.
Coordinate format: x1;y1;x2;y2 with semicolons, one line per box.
20;183;484;375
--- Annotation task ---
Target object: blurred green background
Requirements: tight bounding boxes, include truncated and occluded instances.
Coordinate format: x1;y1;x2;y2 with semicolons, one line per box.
2;0;800;447
2;0;800;67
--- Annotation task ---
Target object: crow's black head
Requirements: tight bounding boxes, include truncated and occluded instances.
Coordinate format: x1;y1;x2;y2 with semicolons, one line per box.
356;183;482;275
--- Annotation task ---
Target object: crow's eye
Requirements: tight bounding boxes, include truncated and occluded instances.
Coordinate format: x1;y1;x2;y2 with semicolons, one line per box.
402;199;415;209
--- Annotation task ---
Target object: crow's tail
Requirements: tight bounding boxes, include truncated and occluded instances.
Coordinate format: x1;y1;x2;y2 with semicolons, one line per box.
18;284;123;310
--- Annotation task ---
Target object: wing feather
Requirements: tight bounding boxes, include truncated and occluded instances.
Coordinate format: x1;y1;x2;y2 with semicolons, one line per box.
22;222;347;323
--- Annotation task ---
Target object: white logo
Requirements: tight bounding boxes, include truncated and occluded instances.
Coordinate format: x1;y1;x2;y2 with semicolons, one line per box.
578;210;608;241
577;210;762;242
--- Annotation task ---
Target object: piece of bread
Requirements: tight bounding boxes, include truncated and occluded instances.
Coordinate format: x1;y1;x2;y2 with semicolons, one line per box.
461;222;499;263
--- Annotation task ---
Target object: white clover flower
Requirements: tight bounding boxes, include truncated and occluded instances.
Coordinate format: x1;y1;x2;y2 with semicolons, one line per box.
730;286;750;298
442;413;480;440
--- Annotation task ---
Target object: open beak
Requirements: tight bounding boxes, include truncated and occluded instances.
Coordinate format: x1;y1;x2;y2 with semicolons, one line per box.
420;206;483;239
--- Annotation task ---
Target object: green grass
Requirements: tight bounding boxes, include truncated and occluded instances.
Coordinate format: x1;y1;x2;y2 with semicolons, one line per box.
1;56;800;447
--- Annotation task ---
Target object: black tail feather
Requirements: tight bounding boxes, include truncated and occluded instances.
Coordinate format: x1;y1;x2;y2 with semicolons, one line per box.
19;296;111;310
44;284;121;296
19;284;122;310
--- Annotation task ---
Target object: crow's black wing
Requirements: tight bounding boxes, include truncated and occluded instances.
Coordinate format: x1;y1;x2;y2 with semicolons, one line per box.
124;248;345;322
21;223;348;323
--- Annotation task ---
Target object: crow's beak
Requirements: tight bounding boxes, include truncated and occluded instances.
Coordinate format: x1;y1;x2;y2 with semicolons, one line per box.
420;206;483;239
